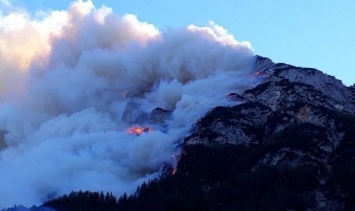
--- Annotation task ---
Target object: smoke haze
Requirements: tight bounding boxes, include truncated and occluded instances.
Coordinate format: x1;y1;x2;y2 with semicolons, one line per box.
0;0;257;208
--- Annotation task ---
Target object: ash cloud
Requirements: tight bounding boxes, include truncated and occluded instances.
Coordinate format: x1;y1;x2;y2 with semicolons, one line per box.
0;0;257;208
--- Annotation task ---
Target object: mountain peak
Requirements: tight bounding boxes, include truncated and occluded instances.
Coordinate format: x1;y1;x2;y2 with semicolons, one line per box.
254;55;275;72
38;56;355;210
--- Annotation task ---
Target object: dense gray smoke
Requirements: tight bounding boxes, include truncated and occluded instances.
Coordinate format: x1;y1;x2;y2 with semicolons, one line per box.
0;0;257;208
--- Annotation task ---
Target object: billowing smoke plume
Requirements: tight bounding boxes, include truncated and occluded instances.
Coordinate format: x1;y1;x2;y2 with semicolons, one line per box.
0;0;257;208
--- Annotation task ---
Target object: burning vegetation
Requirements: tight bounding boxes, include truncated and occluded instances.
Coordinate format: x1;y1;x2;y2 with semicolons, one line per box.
254;71;263;76
127;126;152;135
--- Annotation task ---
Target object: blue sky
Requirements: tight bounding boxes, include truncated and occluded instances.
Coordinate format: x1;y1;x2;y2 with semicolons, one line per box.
11;0;355;85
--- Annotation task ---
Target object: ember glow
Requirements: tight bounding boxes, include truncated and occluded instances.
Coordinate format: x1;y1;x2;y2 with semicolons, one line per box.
254;71;262;76
127;126;153;135
0;0;257;209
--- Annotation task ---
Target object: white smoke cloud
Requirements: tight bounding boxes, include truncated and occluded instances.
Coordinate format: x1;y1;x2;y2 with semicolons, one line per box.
0;0;257;209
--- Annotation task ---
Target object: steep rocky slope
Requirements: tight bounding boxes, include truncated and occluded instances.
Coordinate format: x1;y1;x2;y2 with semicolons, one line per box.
38;56;355;210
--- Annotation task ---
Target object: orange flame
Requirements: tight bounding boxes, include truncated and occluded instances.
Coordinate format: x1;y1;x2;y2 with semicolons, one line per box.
127;126;152;135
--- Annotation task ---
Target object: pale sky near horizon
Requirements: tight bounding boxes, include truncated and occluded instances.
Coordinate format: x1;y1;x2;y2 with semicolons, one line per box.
4;0;355;85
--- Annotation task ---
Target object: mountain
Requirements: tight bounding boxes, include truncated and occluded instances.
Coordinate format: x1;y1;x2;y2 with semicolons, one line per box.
24;56;355;210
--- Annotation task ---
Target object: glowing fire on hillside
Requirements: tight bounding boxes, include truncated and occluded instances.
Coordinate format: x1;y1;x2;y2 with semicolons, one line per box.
254;71;262;76
127;126;152;135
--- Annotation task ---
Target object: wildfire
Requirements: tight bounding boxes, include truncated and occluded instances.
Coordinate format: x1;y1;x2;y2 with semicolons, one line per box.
254;71;263;76
127;126;152;135
172;168;177;175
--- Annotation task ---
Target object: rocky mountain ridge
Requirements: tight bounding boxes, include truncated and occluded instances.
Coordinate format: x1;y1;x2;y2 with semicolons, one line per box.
13;55;355;210
176;56;355;209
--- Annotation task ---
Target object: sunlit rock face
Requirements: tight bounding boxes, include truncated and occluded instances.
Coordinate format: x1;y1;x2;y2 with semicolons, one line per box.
178;55;355;209
186;55;355;147
249;56;355;113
